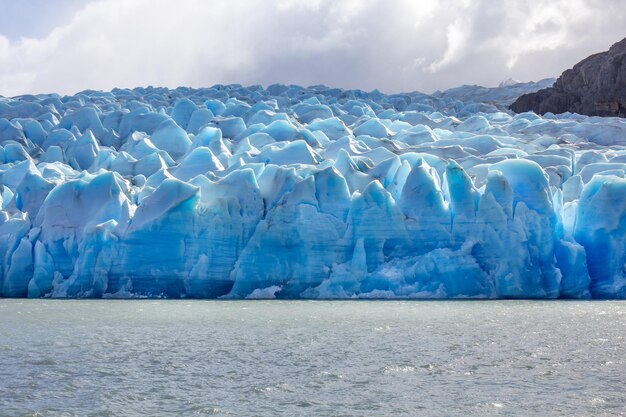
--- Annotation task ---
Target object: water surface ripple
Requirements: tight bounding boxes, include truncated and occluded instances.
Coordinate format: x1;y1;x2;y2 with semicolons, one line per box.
1;300;625;416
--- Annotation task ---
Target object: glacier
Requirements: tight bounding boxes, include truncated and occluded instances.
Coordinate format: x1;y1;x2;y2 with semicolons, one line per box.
0;82;625;299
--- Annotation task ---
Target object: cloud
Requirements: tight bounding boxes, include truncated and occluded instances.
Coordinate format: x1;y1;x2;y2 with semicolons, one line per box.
0;0;624;96
427;19;470;73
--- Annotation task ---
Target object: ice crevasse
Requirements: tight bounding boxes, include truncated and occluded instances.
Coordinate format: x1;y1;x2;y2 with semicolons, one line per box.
1;83;625;299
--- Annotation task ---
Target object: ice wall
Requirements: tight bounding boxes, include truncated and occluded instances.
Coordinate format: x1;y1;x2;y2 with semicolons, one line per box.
0;83;625;298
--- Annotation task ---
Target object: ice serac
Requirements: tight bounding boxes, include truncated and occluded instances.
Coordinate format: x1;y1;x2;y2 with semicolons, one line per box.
31;171;132;297
574;176;626;298
0;82;625;298
112;178;200;297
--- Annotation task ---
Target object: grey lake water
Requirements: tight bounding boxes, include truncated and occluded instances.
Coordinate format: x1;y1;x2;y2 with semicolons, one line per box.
1;300;625;416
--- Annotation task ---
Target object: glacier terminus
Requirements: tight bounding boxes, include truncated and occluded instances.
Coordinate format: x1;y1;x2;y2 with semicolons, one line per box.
1;81;625;299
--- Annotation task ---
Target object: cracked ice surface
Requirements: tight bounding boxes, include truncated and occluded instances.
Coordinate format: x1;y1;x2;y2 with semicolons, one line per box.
1;82;625;298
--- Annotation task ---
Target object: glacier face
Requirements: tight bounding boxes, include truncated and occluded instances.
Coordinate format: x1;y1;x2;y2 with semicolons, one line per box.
0;83;625;299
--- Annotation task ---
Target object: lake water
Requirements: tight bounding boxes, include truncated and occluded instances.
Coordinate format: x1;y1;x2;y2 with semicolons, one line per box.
1;300;625;416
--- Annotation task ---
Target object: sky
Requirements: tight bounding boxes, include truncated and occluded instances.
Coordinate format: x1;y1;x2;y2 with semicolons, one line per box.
0;0;625;97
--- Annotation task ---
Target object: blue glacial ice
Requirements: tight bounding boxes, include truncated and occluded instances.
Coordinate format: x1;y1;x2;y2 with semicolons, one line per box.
1;81;626;299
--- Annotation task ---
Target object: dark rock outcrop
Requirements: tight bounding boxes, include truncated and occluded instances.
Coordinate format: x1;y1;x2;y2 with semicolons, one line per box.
510;38;626;117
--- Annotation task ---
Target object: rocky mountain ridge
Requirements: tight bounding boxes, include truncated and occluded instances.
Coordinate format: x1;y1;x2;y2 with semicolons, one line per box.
510;37;626;117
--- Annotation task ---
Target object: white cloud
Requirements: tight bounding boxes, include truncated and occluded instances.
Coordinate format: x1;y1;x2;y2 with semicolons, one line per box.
0;0;624;96
427;19;469;73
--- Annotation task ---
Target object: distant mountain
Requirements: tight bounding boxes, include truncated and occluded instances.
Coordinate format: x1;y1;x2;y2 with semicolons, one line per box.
498;78;521;88
433;78;555;106
510;37;626;117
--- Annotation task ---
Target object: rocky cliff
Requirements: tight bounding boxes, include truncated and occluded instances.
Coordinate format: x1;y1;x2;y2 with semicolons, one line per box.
510;38;626;117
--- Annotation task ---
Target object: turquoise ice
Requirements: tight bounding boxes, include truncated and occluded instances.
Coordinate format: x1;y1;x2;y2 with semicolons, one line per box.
0;82;625;298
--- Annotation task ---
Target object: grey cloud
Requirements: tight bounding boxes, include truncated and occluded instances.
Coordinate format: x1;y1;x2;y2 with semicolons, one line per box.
0;0;624;96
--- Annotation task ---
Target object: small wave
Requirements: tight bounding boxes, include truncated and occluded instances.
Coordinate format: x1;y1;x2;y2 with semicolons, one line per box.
320;371;344;380
183;406;225;415
590;397;606;406
27;358;56;366
383;365;416;374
